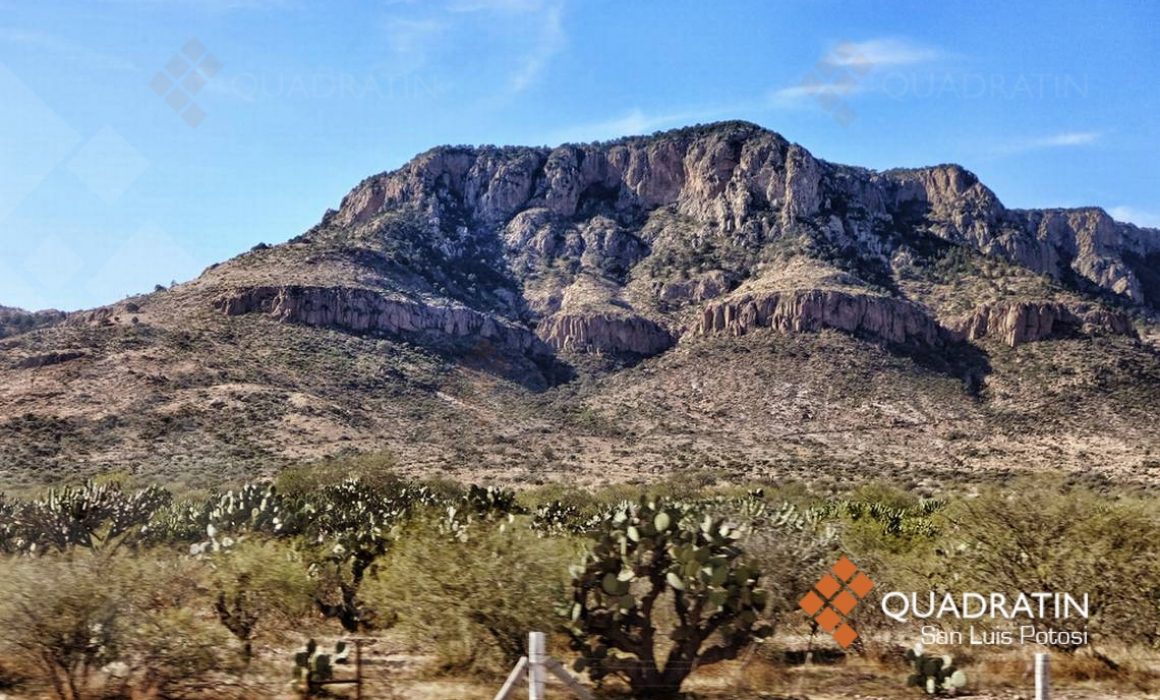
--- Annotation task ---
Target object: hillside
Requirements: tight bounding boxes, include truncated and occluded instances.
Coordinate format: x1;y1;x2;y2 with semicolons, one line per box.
2;121;1158;492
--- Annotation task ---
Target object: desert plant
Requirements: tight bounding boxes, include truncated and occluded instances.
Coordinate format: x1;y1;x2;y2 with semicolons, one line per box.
567;497;770;698
945;481;1160;664
292;639;349;697
11;481;171;554
904;644;967;695
367;515;576;675
208;540;314;664
0;554;125;700
303;478;435;632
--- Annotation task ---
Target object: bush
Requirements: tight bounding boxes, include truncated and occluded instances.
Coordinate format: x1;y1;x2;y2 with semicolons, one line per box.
0;554;125;699
0;552;235;700
207;539;315;664
945;481;1160;663
365;516;577;676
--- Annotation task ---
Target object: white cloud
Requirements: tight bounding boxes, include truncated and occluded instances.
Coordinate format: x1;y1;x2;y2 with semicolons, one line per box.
768;37;940;111
1031;131;1101;147
506;2;564;94
448;0;565;94
1109;206;1160;229
385;18;446;58
380;0;565;95
823;38;942;69
769;80;864;106
992;130;1103;157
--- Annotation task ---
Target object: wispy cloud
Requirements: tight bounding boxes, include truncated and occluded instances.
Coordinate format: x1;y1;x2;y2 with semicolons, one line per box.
770;37;941;109
823;38;942;69
448;0;564;94
379;0;565;96
991;130;1103;157
0;28;137;72
382;17;447;75
769;80;864;107
1030;131;1102;147
1109;206;1160;229
507;2;563;93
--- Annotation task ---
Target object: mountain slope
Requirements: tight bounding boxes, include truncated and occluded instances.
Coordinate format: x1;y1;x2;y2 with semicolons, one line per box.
2;121;1158;491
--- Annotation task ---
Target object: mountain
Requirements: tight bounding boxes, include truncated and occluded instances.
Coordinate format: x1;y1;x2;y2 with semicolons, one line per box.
0;305;66;339
2;121;1159;491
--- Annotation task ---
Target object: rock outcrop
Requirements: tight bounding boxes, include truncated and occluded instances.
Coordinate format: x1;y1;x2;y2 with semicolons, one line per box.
214;286;549;357
946;301;1136;347
536;312;673;356
332;122;1160;310
184;122;1160;363
695;290;946;347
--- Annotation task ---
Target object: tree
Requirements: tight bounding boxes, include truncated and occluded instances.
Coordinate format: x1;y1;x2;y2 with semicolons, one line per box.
567;498;770;698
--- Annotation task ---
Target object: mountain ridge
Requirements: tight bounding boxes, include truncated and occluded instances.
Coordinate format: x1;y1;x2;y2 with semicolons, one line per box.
2;120;1158;490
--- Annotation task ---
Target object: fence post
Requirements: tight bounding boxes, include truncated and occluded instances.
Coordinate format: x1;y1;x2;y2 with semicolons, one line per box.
529;631;547;700
355;639;363;700
1034;652;1050;700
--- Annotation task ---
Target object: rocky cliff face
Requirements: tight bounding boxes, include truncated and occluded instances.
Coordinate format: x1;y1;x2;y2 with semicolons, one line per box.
536;312;674;356
195;121;1157;361
946;301;1136;347
695;289;946;347
214;285;549;357
334;122;1159;311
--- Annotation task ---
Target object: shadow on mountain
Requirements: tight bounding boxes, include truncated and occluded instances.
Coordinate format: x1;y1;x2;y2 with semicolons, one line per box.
906;338;993;399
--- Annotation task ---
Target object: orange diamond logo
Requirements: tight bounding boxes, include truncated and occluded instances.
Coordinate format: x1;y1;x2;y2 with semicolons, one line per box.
815;573;841;599
799;590;825;616
831;590;859;615
832;556;858;582
832;622;858;649
815;606;842;632
848;572;875;598
801;557;875;648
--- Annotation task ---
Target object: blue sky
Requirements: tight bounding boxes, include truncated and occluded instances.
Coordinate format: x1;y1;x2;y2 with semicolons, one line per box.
1;0;1157;311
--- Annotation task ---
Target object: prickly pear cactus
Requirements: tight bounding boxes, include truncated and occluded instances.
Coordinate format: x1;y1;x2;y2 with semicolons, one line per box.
293;639;350;697
567;497;771;698
905;643;968;695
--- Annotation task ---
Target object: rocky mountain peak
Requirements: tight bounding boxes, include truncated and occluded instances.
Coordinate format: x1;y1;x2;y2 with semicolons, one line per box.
182;122;1159;366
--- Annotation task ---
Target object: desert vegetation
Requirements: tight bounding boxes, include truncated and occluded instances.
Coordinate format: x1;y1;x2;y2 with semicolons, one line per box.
0;460;1156;699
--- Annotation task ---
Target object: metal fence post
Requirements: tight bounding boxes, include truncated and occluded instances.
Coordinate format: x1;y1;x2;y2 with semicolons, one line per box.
529;631;547;700
1035;652;1050;700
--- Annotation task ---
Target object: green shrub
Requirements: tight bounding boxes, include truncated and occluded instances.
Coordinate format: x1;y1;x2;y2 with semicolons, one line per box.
207;539;315;664
945;481;1160;663
366;516;577;676
0;552;235;700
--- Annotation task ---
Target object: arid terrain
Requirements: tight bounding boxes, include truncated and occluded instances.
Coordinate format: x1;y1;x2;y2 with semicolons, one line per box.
2;121;1159;492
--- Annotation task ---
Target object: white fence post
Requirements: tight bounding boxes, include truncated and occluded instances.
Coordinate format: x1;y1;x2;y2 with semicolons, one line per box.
1035;652;1050;700
529;631;547;700
493;631;592;700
